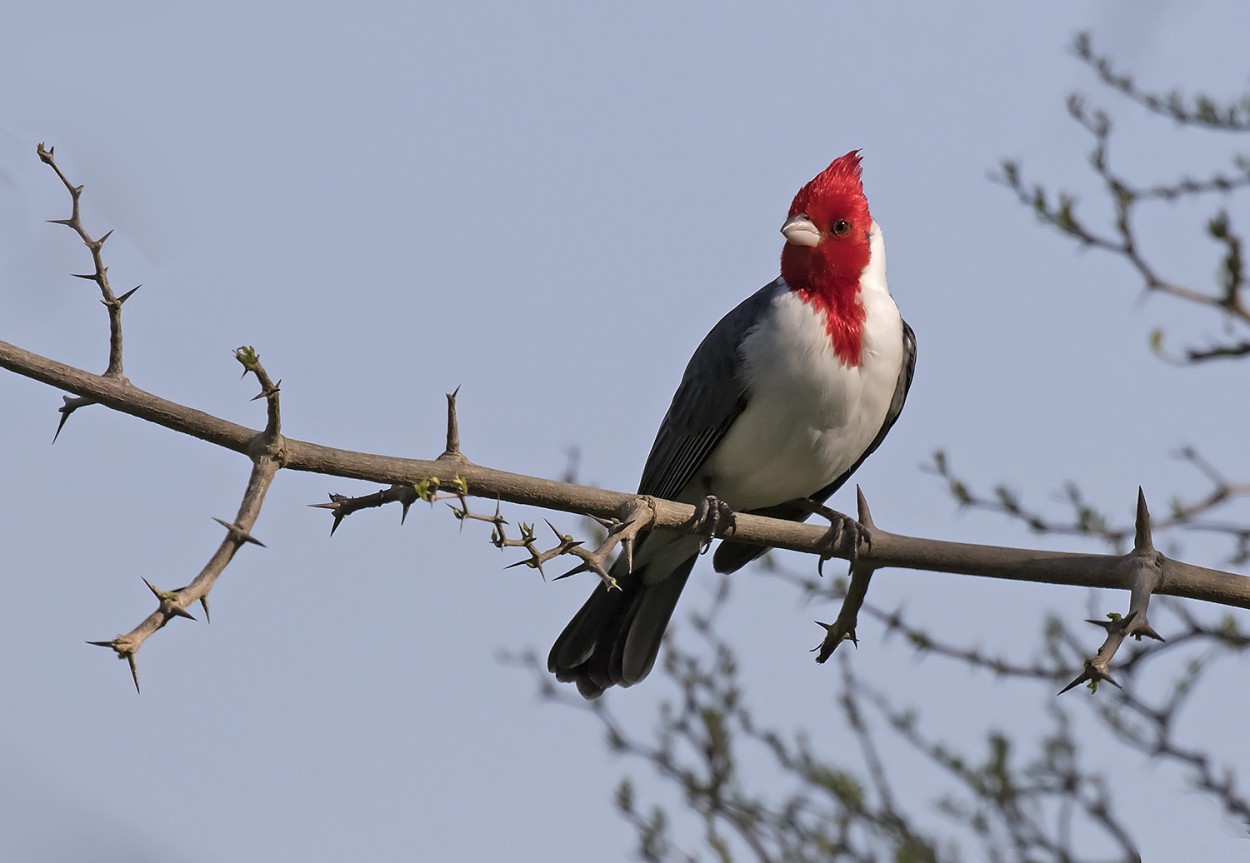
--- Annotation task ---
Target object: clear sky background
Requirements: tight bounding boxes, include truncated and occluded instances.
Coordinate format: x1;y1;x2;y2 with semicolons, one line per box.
2;2;1249;860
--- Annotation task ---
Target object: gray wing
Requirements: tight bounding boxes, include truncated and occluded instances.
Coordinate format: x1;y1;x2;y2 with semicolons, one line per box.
635;280;783;501
713;318;917;573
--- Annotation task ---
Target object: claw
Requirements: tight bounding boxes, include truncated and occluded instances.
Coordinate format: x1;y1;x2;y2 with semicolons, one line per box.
692;493;736;553
805;502;870;572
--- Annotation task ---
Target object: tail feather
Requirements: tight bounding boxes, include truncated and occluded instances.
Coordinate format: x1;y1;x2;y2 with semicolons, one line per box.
548;555;697;699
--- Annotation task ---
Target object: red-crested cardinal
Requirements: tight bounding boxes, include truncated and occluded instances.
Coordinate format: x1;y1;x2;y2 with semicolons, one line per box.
549;151;916;698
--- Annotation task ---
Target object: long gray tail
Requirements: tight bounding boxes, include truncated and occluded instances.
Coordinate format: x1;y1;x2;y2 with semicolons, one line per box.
547;555;697;699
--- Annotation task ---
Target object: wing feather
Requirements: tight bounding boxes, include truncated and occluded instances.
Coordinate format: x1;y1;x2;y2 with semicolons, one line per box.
635;281;783;500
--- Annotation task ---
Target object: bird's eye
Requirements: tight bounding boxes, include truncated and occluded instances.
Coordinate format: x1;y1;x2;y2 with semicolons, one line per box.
832;219;851;235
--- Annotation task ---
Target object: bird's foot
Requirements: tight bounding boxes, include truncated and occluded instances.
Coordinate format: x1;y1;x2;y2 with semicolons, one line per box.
801;501;871;575
692;493;736;553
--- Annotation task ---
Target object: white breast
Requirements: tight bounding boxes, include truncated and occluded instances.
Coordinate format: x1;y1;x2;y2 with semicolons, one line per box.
696;222;903;511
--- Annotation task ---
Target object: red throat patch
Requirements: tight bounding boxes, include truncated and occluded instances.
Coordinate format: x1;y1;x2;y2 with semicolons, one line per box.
795;286;866;366
779;150;873;367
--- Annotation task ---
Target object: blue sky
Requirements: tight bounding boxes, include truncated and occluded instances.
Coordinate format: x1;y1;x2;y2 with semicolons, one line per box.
3;2;1249;860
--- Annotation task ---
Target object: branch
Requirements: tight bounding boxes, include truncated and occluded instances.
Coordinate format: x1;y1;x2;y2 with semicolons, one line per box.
4;337;1249;615
36;143;141;438
1072;31;1250;132
928;449;1250;563
86;346;283;691
994;55;1250;363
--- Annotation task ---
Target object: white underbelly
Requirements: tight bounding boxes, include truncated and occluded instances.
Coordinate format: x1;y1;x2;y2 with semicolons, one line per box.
696;288;902;510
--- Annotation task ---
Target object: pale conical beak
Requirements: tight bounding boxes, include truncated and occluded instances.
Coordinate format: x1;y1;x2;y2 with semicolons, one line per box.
780;213;821;247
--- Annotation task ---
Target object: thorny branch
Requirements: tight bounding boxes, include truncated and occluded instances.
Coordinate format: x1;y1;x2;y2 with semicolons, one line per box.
87;346;283;692
36;143;142;439
812;487;879;662
12;326;1247;609
1057;490;1164;694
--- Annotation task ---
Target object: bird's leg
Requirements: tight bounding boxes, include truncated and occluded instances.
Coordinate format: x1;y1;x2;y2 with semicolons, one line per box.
798;499;871;570
692;481;737;553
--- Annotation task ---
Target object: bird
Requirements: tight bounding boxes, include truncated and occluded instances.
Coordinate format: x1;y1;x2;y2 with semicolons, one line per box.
548;150;916;699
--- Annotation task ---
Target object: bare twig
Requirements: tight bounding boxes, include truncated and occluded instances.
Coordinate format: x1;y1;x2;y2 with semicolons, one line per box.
994;49;1250;365
928;449;1250;563
1072;31;1250;132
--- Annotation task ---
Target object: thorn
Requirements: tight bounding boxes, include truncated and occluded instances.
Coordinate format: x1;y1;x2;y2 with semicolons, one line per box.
1100;672;1124;691
400;498;412;525
96;229;114;246
555;562;590;581
811;619;858;663
1057;674;1086;696
118;285;141;304
71;272;98;281
544;519;569;542
211;516;266;547
1085;610;1136;633
442;386;462;457
445;502;468;532
330;514;344;536
200;595;211;624
86;639;140;693
1135;623;1166;642
142;578;196;620
1134;486;1154;552
53;398;77;443
506;554;546;577
1057;665;1123;696
855;485;875;529
46;218;74;226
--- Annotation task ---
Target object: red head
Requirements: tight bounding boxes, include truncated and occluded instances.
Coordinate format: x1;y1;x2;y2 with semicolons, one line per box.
779;150;874;364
